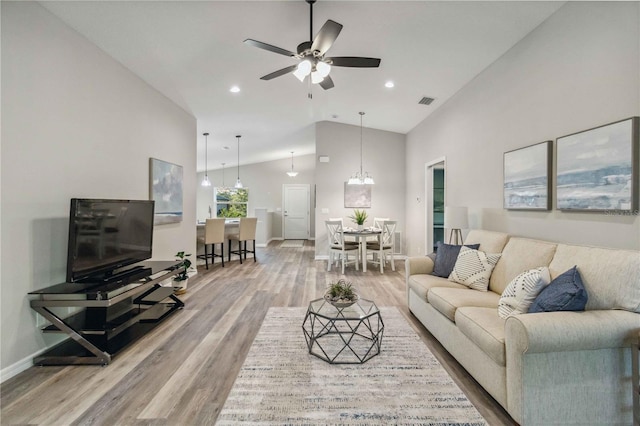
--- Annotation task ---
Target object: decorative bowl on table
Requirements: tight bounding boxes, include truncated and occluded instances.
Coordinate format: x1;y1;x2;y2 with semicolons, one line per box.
324;279;359;308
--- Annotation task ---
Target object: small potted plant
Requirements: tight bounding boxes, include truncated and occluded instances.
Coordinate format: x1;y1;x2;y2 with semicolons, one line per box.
324;279;359;308
173;251;192;295
349;209;368;230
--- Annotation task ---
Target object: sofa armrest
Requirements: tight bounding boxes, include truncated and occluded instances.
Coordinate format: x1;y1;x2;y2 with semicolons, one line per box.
505;310;639;354
405;256;434;277
505;310;640;425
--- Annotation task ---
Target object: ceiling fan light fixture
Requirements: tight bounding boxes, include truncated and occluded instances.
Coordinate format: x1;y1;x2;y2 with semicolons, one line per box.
311;71;324;84
316;61;331;77
293;60;312;81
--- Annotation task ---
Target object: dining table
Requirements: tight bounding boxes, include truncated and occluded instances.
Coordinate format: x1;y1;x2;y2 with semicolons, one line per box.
342;227;382;272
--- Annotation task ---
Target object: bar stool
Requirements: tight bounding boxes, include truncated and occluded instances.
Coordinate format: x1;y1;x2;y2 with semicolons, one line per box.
197;218;225;269
228;217;257;264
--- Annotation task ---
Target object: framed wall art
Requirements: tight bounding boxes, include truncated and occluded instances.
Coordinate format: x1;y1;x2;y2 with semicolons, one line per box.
344;183;371;208
149;158;183;224
503;140;552;210
556;117;639;212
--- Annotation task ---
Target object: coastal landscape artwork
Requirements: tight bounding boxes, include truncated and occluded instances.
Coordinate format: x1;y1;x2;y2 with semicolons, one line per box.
150;158;183;224
556;117;638;212
503;141;551;210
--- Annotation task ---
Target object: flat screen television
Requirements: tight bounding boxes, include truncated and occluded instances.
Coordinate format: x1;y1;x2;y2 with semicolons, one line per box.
66;198;155;283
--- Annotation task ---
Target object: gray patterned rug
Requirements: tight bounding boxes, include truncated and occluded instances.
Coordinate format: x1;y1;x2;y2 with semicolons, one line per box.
217;306;487;425
280;240;305;248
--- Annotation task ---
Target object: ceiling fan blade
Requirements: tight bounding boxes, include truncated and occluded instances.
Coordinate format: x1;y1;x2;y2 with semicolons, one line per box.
319;75;334;90
260;65;299;81
328;57;381;68
244;39;296;57
310;20;343;55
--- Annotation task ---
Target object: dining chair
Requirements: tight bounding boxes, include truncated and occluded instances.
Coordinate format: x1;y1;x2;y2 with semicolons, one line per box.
228;217;257;264
197;218;225;269
326;220;359;274
366;220;397;273
373;217;389;230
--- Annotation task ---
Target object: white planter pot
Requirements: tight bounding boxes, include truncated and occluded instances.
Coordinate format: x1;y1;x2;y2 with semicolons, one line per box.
173;278;188;294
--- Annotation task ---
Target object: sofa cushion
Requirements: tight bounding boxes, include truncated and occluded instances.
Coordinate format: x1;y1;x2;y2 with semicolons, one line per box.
549;244;640;313
464;229;510;254
449;246;501;291
456;307;506;366
529;266;588;313
408;274;467;301
489;238;557;294
498;267;551;319
432;242;481;278
428;287;501;322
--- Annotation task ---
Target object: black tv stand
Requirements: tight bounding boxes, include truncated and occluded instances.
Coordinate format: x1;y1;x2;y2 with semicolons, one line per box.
29;260;184;366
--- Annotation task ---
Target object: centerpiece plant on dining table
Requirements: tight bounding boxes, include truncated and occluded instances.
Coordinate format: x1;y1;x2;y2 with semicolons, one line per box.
349;209;368;230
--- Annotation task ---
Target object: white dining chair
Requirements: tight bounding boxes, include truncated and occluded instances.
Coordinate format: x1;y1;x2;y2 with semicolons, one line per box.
197;218;226;269
326;220;359;274
366;220;397;273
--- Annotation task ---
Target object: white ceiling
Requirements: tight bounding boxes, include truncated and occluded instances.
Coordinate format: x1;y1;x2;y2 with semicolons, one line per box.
40;0;563;172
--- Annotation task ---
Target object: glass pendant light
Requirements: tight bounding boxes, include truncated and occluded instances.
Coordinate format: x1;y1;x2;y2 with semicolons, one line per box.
221;162;226;187
348;112;375;185
201;132;212;187
287;152;298;177
235;135;243;189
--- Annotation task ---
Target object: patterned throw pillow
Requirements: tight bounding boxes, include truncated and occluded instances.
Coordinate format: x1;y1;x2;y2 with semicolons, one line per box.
528;266;588;313
432;242;481;278
498;267;551;319
448;246;502;291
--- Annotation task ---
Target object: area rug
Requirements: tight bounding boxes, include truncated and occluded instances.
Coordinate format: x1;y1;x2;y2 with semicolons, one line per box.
217;306;487;425
280;240;305;248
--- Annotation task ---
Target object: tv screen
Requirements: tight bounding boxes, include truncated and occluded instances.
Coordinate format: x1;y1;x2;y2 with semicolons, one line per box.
66;199;155;283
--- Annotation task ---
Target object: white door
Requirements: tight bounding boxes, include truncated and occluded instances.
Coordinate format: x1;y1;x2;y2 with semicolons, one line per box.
283;184;310;239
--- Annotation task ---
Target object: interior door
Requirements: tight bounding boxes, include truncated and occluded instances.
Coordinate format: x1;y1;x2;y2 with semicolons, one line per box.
283;184;309;239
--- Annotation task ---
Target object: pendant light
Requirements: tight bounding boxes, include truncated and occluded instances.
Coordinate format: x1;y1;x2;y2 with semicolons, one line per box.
201;132;212;187
221;162;226;187
235;135;243;188
348;112;375;185
286;151;298;177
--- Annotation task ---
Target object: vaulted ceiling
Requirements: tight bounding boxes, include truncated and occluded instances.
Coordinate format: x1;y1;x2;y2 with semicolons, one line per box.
41;1;563;171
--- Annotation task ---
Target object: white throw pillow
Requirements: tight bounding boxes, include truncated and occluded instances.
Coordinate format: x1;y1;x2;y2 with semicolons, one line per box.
498;267;551;319
448;246;501;291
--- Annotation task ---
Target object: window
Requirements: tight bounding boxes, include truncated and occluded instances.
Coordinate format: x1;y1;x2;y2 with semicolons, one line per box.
215;187;248;218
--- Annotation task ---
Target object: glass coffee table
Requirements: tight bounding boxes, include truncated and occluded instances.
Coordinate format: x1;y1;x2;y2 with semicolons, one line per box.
302;297;384;364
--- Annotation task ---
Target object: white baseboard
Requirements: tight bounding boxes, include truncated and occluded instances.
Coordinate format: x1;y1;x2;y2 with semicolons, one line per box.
1;346;51;383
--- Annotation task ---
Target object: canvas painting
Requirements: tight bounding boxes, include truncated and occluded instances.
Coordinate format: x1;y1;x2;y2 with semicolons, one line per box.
344;183;371;208
556;117;638;212
503;141;552;210
150;158;183;224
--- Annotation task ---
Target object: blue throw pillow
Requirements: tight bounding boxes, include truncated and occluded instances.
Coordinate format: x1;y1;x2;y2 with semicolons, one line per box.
432;242;481;278
528;266;588;313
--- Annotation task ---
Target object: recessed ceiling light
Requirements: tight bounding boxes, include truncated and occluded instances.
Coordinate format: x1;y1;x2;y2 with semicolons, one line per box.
223;146;230;150
385;81;394;88
230;86;240;93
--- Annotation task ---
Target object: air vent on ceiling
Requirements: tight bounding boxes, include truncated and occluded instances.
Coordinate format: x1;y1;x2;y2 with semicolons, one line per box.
418;96;435;106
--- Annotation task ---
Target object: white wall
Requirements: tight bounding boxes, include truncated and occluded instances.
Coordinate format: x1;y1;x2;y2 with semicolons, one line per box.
197;153;317;239
1;2;196;375
405;2;640;256
315;121;406;258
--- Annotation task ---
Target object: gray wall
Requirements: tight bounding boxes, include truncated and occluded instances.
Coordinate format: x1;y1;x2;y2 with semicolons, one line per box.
405;2;640;256
315;121;406;258
1;3;196;374
197;153;317;239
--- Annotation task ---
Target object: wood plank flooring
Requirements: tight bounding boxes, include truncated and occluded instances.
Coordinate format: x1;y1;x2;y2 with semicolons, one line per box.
1;241;517;425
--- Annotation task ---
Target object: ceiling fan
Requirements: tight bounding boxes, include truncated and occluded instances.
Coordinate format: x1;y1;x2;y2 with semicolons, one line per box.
244;0;381;90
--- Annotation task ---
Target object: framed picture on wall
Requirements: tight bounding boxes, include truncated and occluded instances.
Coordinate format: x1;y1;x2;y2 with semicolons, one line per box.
556;117;639;212
149;158;183;224
344;183;371;208
503;140;552;210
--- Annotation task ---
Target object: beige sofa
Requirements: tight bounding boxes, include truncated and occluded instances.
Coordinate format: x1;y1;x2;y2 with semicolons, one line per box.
406;230;640;426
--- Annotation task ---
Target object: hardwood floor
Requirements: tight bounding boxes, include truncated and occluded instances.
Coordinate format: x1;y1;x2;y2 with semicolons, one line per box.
1;241;516;425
